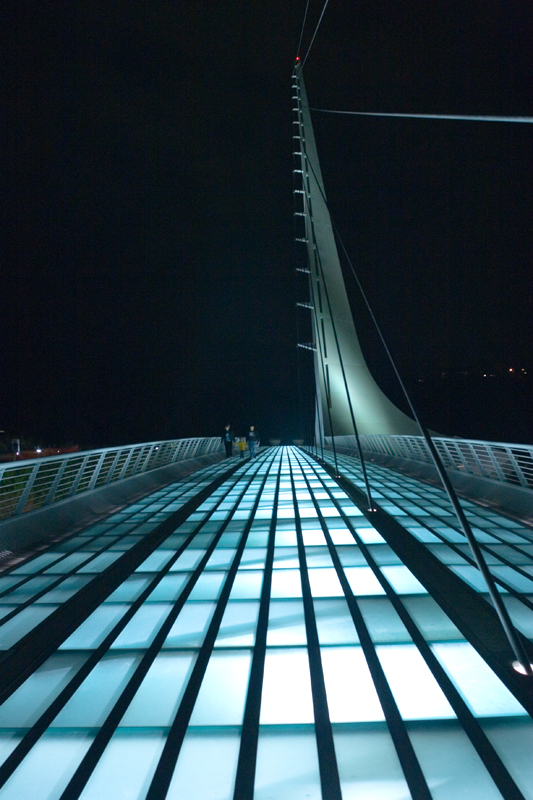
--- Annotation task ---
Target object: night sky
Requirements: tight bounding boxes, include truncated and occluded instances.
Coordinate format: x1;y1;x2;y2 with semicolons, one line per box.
3;0;533;449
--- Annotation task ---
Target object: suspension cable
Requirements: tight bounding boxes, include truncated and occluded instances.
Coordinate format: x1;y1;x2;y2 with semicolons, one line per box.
296;0;311;58
300;0;331;70
311;108;533;124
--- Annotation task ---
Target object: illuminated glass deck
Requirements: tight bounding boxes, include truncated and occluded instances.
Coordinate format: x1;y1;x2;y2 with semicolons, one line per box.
0;447;531;800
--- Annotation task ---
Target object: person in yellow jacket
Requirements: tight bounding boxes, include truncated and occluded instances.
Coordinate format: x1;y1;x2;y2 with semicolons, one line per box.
236;437;247;459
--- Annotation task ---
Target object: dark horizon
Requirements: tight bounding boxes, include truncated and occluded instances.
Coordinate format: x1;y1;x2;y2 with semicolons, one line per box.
3;1;533;448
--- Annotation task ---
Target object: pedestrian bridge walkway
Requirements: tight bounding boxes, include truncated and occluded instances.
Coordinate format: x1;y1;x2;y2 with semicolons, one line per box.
0;446;531;800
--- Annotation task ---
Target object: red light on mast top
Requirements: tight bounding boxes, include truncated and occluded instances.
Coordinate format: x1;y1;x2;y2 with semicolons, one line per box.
295;56;300;61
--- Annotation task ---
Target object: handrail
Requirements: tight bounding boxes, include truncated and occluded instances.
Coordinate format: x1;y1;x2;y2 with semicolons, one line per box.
0;437;223;522
327;434;533;492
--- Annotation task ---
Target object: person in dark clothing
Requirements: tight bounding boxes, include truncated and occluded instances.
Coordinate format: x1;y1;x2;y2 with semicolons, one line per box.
246;426;259;458
222;424;235;457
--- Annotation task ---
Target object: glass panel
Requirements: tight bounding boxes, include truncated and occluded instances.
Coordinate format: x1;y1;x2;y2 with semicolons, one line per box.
10;553;65;574
52;654;139;727
229;571;263;599
260;648;314;724
381;566;427;594
270;570;302;598
0;606;59;650
401;596;463;641
314;598;358;644
44;553;93;573
239;548;267;569
215;601;259;646
267;600;307;646
79;730;165;800
307;568;344;597
105;576;152;603
188;572;226;600
321;646;385;721
408;721;504;800
189;650;251;725
204;550;236;569
166;729;240;800
0;653;88;727
36;576;92;604
377;645;455;719
344;567;386;596
111;603;172;649
163;602;216;648
432;642;526;716
254;728;321;800
0;731;92;800
358;598;411;643
60;605;129;649
77;552;123;572
147;575;188;602
481;718;533;800
0;576;56;604
168;550;207;571
135;550;174;572
328;527;355;545
354;527;386;544
333;727;410;800
120;653;195;726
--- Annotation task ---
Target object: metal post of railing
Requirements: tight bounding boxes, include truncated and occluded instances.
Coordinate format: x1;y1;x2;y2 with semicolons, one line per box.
87;452;107;491
44;459;69;505
118;447;136;480
13;464;41;514
104;449;124;485
68;455;91;497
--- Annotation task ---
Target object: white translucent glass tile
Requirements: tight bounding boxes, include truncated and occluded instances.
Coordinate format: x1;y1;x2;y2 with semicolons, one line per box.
111;603;171;648
10;553;66;574
0;575;58;605
37;577;93;604
0;653;88;728
240;548;267;569
260;648;314;724
273;547;299;569
358;598;411;643
321;646;385;721
147;574;188;601
408;721;503;800
308;567;344;597
431;642;526;716
401;596;463;641
135;550;174;573
333;727;410;799
188;572;226;600
228;571;263;599
205;550;236;569
0;605;59;650
120;652;195;726
328;527;354;545
302;528;327;545
190;650;251;725
501;596;533;639
0;732;23;768
215;600;259;646
105;576;151;603
267;600;307;645
381;566;427;594
77;552;122;573
163;602;216;647
339;504;363;516
407;526;442;543
52;654;139;727
254;728;321;800
314;599;358;644
271;569;302;598
450;565;507;593
79;730;164;800
167;729;240;800
491;566;533;593
481;718;533;800
275;528;297;546
344;567;386;596
355;527;386;544
0;731;93;800
377;645;455;719
168;549;206;572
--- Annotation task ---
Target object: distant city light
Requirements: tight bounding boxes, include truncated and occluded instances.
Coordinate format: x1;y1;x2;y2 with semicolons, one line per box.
36;449;41;453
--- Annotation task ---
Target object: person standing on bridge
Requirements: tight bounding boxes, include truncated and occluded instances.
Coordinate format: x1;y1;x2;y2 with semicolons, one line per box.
222;424;236;458
247;426;259;459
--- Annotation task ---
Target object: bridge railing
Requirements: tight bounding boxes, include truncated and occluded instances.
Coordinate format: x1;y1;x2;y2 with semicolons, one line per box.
327;434;533;492
0;437;223;522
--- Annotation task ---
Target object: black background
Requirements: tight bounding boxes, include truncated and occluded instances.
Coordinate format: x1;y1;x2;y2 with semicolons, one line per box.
3;0;533;448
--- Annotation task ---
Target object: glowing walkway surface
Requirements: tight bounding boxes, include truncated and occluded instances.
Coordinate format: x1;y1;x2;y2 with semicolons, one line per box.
0;447;531;800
